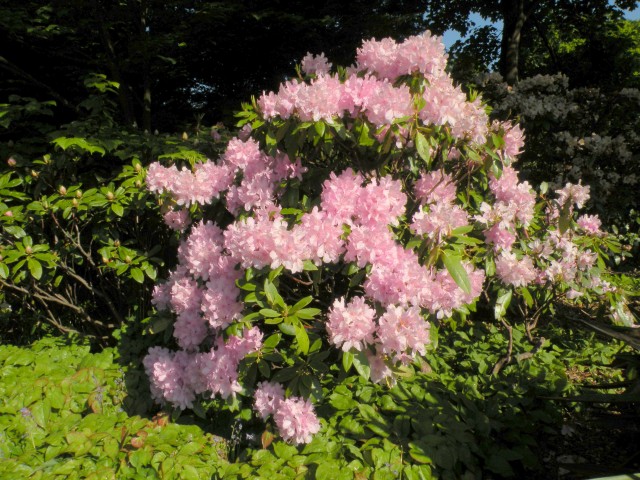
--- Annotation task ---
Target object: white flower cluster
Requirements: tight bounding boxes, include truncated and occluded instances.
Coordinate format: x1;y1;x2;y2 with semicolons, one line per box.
476;73;640;219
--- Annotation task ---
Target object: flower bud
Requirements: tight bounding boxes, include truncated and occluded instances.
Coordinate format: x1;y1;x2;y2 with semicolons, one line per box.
131;436;145;449
106;192;114;201
124;255;132;264
76;190;82;198
135;180;142;188
72;199;78;208
3;211;13;217
182;132;188;140
31;170;39;178
102;257;110;264
25;246;33;255
59;186;67;195
135;163;142;173
114;240;120;247
7;157;16;167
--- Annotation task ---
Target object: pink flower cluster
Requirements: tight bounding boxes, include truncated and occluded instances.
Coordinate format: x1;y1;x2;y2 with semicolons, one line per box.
499;121;526;160
258;31;488;142
143;327;262;409
147;137;306;225
301;52;332;76
146;161;234;207
555;182;591;210
356;32;448;80
254;382;320;445
258;74;413;125
411;171;468;243
476;166;536;253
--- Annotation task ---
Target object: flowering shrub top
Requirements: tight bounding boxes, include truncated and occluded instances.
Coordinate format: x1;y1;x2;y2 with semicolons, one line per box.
142;32;634;445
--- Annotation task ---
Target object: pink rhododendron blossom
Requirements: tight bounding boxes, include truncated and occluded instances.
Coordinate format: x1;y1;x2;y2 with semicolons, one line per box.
151;283;172;311
201;255;243;330
177;221;224;281
253;381;285;420
411;202;468;242
577;214;602;235
556;182;590;209
326;296;377;351
431;265;485;317
223;137;265;173
356;31;447;81
146;161;234;206
419;75;488;143
301;52;332;76
484;223;517;252
293;207;345;265
376;305;430;362
169;273;203;314
489;166;535;225
414;171;457;204
274;397;321;445
576;250;597;270
500;121;525;160
163;209;191;231
173;309;208;351
224;208;306;273
344;226;399;268
320;168;365;227
357;176;407;228
363;244;433;307
194;329;262;400
495;252;537;287
143;348;196;410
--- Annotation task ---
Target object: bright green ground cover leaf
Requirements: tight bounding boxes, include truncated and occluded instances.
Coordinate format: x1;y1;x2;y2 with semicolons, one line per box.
0;338;226;478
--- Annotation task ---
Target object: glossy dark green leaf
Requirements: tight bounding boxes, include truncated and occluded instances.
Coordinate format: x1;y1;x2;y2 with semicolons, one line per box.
441;250;471;294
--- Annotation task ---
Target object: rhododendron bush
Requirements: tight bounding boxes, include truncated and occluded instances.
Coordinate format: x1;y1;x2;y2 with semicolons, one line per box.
142;32;635;445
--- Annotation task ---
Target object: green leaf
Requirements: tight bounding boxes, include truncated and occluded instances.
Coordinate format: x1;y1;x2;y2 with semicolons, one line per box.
441;250;471;294
130;267;144;283
263;333;282;349
558;199;572;235
149;315;172;334
52;137;106;155
27;258;42;279
303;260;318;271
111;203;124;217
296;308;321;320
4;225;26;238
352;351;371;381
260;308;281;318
358;122;375;147
264;279;285;308
494;289;512;320
415;131;431;164
295;323;310;355
279;322;296;336
290;296;313;313
520;287;534;308
342;351;354;373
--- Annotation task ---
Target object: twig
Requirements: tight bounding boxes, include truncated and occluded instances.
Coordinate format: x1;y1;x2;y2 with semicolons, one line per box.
492;318;513;375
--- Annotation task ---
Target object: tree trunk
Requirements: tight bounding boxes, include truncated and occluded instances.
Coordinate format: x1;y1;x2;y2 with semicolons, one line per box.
500;0;529;85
